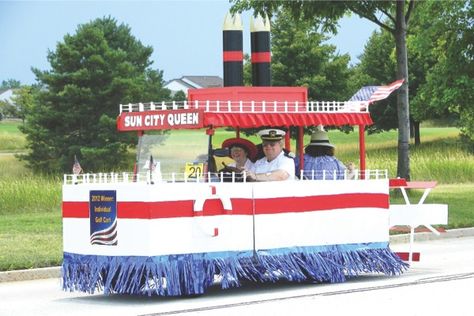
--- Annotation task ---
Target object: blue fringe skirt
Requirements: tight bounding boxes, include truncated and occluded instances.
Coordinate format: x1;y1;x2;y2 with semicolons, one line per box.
62;242;407;296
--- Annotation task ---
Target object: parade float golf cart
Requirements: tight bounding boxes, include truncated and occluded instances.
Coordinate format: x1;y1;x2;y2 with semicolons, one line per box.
60;85;448;296
61;11;448;296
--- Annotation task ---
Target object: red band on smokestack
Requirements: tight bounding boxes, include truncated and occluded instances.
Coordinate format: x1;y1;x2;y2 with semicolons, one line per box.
251;52;271;63
223;51;244;62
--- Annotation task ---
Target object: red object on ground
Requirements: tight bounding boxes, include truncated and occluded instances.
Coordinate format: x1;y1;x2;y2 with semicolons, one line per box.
395;252;420;262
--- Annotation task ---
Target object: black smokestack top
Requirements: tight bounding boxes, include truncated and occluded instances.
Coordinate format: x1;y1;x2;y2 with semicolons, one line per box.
223;13;243;87
250;14;271;86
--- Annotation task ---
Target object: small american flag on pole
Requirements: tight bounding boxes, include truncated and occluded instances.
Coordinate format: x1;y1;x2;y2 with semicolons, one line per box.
73;155;82;175
349;79;404;104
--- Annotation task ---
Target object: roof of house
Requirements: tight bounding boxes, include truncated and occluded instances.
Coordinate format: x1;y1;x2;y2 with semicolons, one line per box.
165;76;223;90
166;79;195;89
182;76;223;88
0;88;15;103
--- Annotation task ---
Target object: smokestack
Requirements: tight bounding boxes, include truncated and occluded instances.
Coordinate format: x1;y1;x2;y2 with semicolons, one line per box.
223;13;243;87
250;14;271;86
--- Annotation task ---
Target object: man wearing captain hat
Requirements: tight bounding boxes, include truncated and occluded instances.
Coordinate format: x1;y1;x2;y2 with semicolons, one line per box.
246;129;295;181
295;125;346;180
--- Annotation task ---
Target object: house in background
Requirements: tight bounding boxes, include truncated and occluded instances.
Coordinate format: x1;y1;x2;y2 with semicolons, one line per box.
0;88;17;119
164;76;223;96
0;88;15;104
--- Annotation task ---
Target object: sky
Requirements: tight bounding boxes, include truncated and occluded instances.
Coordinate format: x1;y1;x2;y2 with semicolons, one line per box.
0;0;378;86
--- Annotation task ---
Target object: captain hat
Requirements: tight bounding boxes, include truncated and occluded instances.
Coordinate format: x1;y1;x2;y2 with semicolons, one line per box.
258;129;286;141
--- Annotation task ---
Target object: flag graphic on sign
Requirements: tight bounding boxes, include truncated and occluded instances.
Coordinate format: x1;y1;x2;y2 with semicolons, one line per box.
73;155;82;175
349;79;404;104
90;219;118;245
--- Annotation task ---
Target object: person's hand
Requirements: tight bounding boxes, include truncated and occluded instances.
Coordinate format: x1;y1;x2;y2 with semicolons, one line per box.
345;162;357;180
220;162;242;174
246;171;257;182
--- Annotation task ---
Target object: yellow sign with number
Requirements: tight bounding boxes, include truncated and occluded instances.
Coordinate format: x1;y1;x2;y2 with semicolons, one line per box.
185;162;204;179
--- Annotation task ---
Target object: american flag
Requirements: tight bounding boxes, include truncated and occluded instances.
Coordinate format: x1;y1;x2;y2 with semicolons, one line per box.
72;155;82;175
349;79;404;104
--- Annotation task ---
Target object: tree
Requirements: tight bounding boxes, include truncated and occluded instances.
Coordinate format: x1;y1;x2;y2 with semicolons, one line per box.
232;0;416;180
1;79;21;89
0;101;6;120
20;17;171;173
354;27;422;144
0;79;22;119
243;53;252;86
11;85;38;122
271;9;351;101
171;90;186;102
352;30;399;135
0;100;12;119
411;1;474;143
240;10;352;138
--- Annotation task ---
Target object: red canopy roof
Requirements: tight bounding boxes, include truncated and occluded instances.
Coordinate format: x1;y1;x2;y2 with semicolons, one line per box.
203;112;372;128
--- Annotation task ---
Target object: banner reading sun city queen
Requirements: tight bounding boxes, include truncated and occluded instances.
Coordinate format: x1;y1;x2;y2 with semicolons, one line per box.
117;109;204;131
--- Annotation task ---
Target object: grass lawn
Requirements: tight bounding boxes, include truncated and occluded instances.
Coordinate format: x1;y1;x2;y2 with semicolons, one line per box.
0;120;26;152
0;212;62;270
0;119;23;133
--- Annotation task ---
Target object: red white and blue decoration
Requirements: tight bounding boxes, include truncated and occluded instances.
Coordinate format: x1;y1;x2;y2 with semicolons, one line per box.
349;79;404;104
62;180;407;296
89;190;118;246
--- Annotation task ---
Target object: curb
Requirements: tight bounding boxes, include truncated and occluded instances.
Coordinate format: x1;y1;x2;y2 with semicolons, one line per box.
0;266;60;283
1;228;474;283
389;227;474;244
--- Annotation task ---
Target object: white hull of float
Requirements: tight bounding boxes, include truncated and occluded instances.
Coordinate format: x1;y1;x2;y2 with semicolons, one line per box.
62;179;407;296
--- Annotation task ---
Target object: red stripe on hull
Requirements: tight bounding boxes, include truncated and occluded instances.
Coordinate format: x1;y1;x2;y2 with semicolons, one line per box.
255;193;389;214
62;201;89;218
120;199;253;218
62;193;388;219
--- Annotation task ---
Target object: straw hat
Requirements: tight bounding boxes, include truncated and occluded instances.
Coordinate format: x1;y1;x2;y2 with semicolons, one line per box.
307;130;335;148
221;138;258;160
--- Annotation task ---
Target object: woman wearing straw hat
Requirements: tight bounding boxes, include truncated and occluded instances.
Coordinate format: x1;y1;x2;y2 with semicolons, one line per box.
295;127;346;180
221;138;257;171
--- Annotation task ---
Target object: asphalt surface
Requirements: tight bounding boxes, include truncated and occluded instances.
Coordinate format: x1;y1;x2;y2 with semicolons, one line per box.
1;229;474;316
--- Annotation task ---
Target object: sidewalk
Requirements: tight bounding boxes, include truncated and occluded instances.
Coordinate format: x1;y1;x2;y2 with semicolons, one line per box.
2;227;474;283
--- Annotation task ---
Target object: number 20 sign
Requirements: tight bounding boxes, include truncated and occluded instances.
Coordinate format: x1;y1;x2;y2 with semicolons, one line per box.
184;162;204;180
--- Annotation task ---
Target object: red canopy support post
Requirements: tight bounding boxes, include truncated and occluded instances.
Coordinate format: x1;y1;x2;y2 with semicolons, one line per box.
285;127;291;151
359;124;366;179
298;126;304;176
236;127;240;138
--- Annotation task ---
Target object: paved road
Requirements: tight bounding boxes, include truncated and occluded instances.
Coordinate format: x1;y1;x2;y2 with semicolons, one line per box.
1;236;473;316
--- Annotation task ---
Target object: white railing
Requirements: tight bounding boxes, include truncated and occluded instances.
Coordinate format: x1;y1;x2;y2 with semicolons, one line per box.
63;169;387;185
119;100;369;114
298;169;388;181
